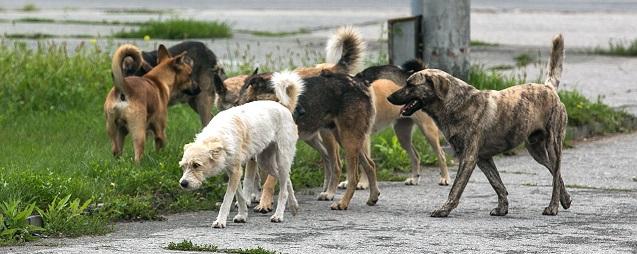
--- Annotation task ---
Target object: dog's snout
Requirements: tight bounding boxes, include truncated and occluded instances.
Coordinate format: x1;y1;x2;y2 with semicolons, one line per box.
180;180;189;188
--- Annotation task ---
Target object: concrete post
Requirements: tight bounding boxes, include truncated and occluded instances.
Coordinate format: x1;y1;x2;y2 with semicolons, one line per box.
419;0;470;81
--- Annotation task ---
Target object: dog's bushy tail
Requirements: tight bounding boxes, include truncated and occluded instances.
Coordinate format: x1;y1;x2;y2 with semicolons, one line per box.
401;59;427;75
326;26;366;74
112;44;142;93
270;71;305;111
545;34;564;88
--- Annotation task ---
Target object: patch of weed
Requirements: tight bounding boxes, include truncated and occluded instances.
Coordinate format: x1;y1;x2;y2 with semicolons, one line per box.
593;39;637;57
113;19;232;39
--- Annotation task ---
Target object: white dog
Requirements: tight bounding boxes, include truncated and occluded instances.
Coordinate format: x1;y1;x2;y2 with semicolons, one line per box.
179;71;304;228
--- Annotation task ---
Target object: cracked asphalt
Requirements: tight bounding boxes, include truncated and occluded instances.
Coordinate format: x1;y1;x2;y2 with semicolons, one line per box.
4;133;637;253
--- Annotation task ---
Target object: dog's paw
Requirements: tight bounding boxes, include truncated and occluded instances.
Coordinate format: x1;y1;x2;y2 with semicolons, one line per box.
253;204;273;214
438;176;450;186
317;192;334;201
270;215;284;223
561;194;572;210
337;181;347;189
430;208;450;217
289;203;299;216
542;206;559;216
233;214;247;223
356;182;369;190
490;207;508;216
404;177;419;186
250;193;260;204
212;220;226;228
330;202;348;210
366;191;380;206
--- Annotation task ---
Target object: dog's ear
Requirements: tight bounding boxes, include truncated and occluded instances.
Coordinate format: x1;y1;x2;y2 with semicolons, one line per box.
213;74;226;96
157;44;171;64
174;52;192;66
428;75;449;99
252;67;259;76
203;140;224;160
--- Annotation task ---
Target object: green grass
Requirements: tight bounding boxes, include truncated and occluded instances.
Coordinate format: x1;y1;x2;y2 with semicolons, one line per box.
244;28;310;37
470;40;499;47
513;52;537;67
593;39;637;57
113;19;232;39
0;18;146;26
165;240;278;253
104;8;172;15
2;33;93;39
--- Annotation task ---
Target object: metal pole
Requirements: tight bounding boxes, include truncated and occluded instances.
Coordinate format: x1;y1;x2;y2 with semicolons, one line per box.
420;0;470;80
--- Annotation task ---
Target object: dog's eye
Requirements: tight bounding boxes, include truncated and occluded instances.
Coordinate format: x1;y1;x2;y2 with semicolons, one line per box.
192;162;200;169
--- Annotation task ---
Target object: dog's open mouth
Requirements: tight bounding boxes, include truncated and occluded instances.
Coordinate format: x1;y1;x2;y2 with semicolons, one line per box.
400;99;423;116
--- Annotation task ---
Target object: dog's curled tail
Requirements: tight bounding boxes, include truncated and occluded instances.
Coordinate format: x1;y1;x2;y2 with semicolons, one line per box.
270;70;305;111
326;26;366;74
112;44;142;92
401;59;427;75
545;34;564;88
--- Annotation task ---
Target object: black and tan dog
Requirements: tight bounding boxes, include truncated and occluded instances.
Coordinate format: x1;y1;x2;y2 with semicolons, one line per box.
105;44;194;162
388;34;570;217
238;69;378;211
334;60;450;189
216;26;369;210
121;41;224;125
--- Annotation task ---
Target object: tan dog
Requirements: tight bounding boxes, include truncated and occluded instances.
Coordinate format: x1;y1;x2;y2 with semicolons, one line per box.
388;34;570;217
104;44;193;162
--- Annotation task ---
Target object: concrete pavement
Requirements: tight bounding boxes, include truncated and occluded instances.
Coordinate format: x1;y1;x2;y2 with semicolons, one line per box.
4;133;637;253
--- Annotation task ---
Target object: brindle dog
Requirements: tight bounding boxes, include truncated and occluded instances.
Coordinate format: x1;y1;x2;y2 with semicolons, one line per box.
238;69;379;211
388;34;571;217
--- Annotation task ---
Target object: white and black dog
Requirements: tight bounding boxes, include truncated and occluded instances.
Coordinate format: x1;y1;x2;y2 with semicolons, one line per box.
179;71;304;228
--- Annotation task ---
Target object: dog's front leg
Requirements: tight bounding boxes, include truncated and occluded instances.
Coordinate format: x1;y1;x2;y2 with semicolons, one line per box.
431;141;479;217
213;165;242;228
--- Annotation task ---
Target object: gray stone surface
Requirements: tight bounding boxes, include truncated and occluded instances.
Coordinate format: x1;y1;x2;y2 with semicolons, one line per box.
3;133;636;253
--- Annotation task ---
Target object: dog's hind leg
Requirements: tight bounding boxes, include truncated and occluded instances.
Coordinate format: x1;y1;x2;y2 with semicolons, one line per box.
107;121;125;157
213;164;243;228
242;158;258;206
394;118;421;185
305;134;336;200
189;93;213;126
331;132;364;210
414;113;450;185
322;130;342;200
152;122;166;152
359;137;380;206
477;157;509;216
285;178;299;216
255;146;278;214
431;139;479;217
338;138;369;190
270;144;295;223
527;128;570;215
129;120;146;162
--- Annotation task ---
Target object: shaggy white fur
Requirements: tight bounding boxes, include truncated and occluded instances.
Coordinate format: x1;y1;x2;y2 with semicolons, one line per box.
179;70;304;228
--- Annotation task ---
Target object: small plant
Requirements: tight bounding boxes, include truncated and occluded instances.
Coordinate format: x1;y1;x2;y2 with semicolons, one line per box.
165;240;278;253
470;40;498;47
166;240;219;252
373;135;411;172
593;39;637;57
513;53;536;67
21;3;38;12
0;200;43;245
113;19;232;39
36;195;111;237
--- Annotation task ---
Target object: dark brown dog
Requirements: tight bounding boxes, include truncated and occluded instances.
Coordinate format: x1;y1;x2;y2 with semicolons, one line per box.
121;41;223;126
388;34;571;217
238;69;379;211
105;44;193;162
